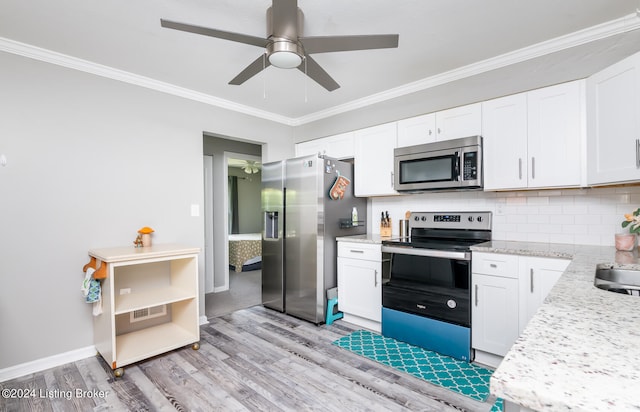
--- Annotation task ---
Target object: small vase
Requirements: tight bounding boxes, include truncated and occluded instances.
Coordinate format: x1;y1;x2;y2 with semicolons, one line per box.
615;233;636;251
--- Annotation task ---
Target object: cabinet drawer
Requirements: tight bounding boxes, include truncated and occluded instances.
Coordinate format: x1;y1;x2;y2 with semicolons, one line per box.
338;242;381;261
472;252;518;278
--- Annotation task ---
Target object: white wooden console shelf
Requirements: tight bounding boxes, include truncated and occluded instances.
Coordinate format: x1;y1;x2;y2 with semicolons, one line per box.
87;243;200;377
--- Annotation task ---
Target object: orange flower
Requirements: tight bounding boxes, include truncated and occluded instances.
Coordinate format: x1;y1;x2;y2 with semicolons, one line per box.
622;208;640;234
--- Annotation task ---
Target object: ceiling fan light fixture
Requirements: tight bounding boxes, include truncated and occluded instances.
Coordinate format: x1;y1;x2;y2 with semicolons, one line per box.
267;40;303;69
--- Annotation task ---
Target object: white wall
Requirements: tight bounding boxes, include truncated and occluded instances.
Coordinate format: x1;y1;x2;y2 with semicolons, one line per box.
0;51;291;370
228;168;262;234
371;186;640;245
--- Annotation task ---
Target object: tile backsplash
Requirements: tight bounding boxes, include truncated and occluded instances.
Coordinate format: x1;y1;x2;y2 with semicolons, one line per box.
370;186;640;246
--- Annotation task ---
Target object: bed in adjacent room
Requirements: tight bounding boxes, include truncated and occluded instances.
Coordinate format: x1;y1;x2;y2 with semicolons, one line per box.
228;233;262;272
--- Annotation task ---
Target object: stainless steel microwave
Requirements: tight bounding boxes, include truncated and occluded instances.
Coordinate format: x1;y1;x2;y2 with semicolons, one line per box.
393;135;483;192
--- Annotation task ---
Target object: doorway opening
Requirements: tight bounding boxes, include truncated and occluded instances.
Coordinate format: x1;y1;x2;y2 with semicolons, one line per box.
203;135;263;319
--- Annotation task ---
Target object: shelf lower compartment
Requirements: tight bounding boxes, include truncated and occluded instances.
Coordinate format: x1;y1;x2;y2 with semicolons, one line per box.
113;322;198;368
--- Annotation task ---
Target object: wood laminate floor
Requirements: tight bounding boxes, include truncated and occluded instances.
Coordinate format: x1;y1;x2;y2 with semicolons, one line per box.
1;307;497;411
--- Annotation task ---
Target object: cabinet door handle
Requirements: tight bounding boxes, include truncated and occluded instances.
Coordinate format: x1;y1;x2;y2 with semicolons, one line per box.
350;249;364;253
438;127;441;134
530;268;534;293
475;284;479;306
531;157;536;179
489;263;497;268
390;171;394;188
374;269;378;287
429;129;433;136
518;158;522;180
636;139;640;169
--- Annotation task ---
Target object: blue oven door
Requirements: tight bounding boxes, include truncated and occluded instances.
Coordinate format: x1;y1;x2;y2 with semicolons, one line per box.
382;307;471;362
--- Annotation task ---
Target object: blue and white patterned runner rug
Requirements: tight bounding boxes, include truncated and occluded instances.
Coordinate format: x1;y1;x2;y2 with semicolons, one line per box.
332;330;503;412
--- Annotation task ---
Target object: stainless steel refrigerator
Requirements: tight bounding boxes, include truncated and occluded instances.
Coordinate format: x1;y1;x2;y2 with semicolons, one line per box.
262;154;367;324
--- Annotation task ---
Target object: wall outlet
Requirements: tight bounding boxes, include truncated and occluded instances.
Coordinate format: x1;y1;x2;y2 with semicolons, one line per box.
119;288;131;295
495;203;506;216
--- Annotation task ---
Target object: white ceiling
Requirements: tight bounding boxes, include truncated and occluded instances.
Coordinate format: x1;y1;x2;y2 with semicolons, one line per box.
2;0;640;125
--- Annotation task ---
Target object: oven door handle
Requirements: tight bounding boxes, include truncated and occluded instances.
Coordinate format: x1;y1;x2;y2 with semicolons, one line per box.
381;245;470;261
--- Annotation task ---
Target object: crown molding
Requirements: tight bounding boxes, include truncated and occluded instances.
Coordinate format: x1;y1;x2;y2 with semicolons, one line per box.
290;12;640;126
0;37;295;126
1;12;639;128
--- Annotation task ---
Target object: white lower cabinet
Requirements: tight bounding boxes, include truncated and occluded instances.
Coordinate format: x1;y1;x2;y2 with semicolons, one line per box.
472;253;520;366
472;274;519;358
472;252;569;368
337;241;384;332
518;256;569;332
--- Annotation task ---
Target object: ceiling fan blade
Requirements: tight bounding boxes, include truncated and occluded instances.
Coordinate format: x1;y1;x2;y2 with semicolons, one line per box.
300;34;399;54
161;19;268;48
297;55;340;92
271;0;299;39
229;54;271;85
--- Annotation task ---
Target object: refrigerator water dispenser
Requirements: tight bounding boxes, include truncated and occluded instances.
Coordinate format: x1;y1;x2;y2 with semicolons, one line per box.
265;211;279;239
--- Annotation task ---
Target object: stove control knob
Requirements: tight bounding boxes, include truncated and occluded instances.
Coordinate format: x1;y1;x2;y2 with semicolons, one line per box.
467;216;474;222
414;216;420;221
447;299;457;309
477;216;484;222
421;216;427;221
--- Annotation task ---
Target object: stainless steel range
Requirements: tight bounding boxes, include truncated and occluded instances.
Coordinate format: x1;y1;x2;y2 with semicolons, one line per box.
381;211;492;362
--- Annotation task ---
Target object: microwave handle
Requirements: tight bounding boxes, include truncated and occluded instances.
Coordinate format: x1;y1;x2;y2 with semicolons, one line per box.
454;151;460;181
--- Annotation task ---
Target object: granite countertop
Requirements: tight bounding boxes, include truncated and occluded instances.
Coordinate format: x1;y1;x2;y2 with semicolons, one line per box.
336;234;395;244
472;240;640;411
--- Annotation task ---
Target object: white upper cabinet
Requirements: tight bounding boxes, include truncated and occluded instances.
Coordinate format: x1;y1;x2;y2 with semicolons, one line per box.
527;81;585;188
482;93;528;190
396;113;436;148
295;132;355;160
482;80;585;190
354;122;399;197
587;51;640;185
435;103;482;141
396;103;482;148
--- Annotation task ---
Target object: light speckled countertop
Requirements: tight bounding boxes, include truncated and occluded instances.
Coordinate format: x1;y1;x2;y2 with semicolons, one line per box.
472;241;640;411
336;234;394;244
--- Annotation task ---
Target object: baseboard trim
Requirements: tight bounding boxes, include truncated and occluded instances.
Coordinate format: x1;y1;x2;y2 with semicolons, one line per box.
0;345;96;382
473;350;503;370
199;315;209;325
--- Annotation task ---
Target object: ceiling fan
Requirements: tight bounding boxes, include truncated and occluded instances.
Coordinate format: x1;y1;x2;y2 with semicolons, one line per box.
160;0;399;91
242;160;260;174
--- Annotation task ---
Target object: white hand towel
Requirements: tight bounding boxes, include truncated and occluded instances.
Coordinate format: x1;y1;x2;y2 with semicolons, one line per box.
81;267;96;297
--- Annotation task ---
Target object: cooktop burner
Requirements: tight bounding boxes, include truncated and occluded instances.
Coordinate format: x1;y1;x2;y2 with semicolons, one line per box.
383;211;492;250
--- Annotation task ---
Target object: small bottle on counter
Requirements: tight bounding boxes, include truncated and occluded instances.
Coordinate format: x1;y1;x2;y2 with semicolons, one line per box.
352;207;358;227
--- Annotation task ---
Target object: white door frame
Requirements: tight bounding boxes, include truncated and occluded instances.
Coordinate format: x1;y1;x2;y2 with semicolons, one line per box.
203;155;215;293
